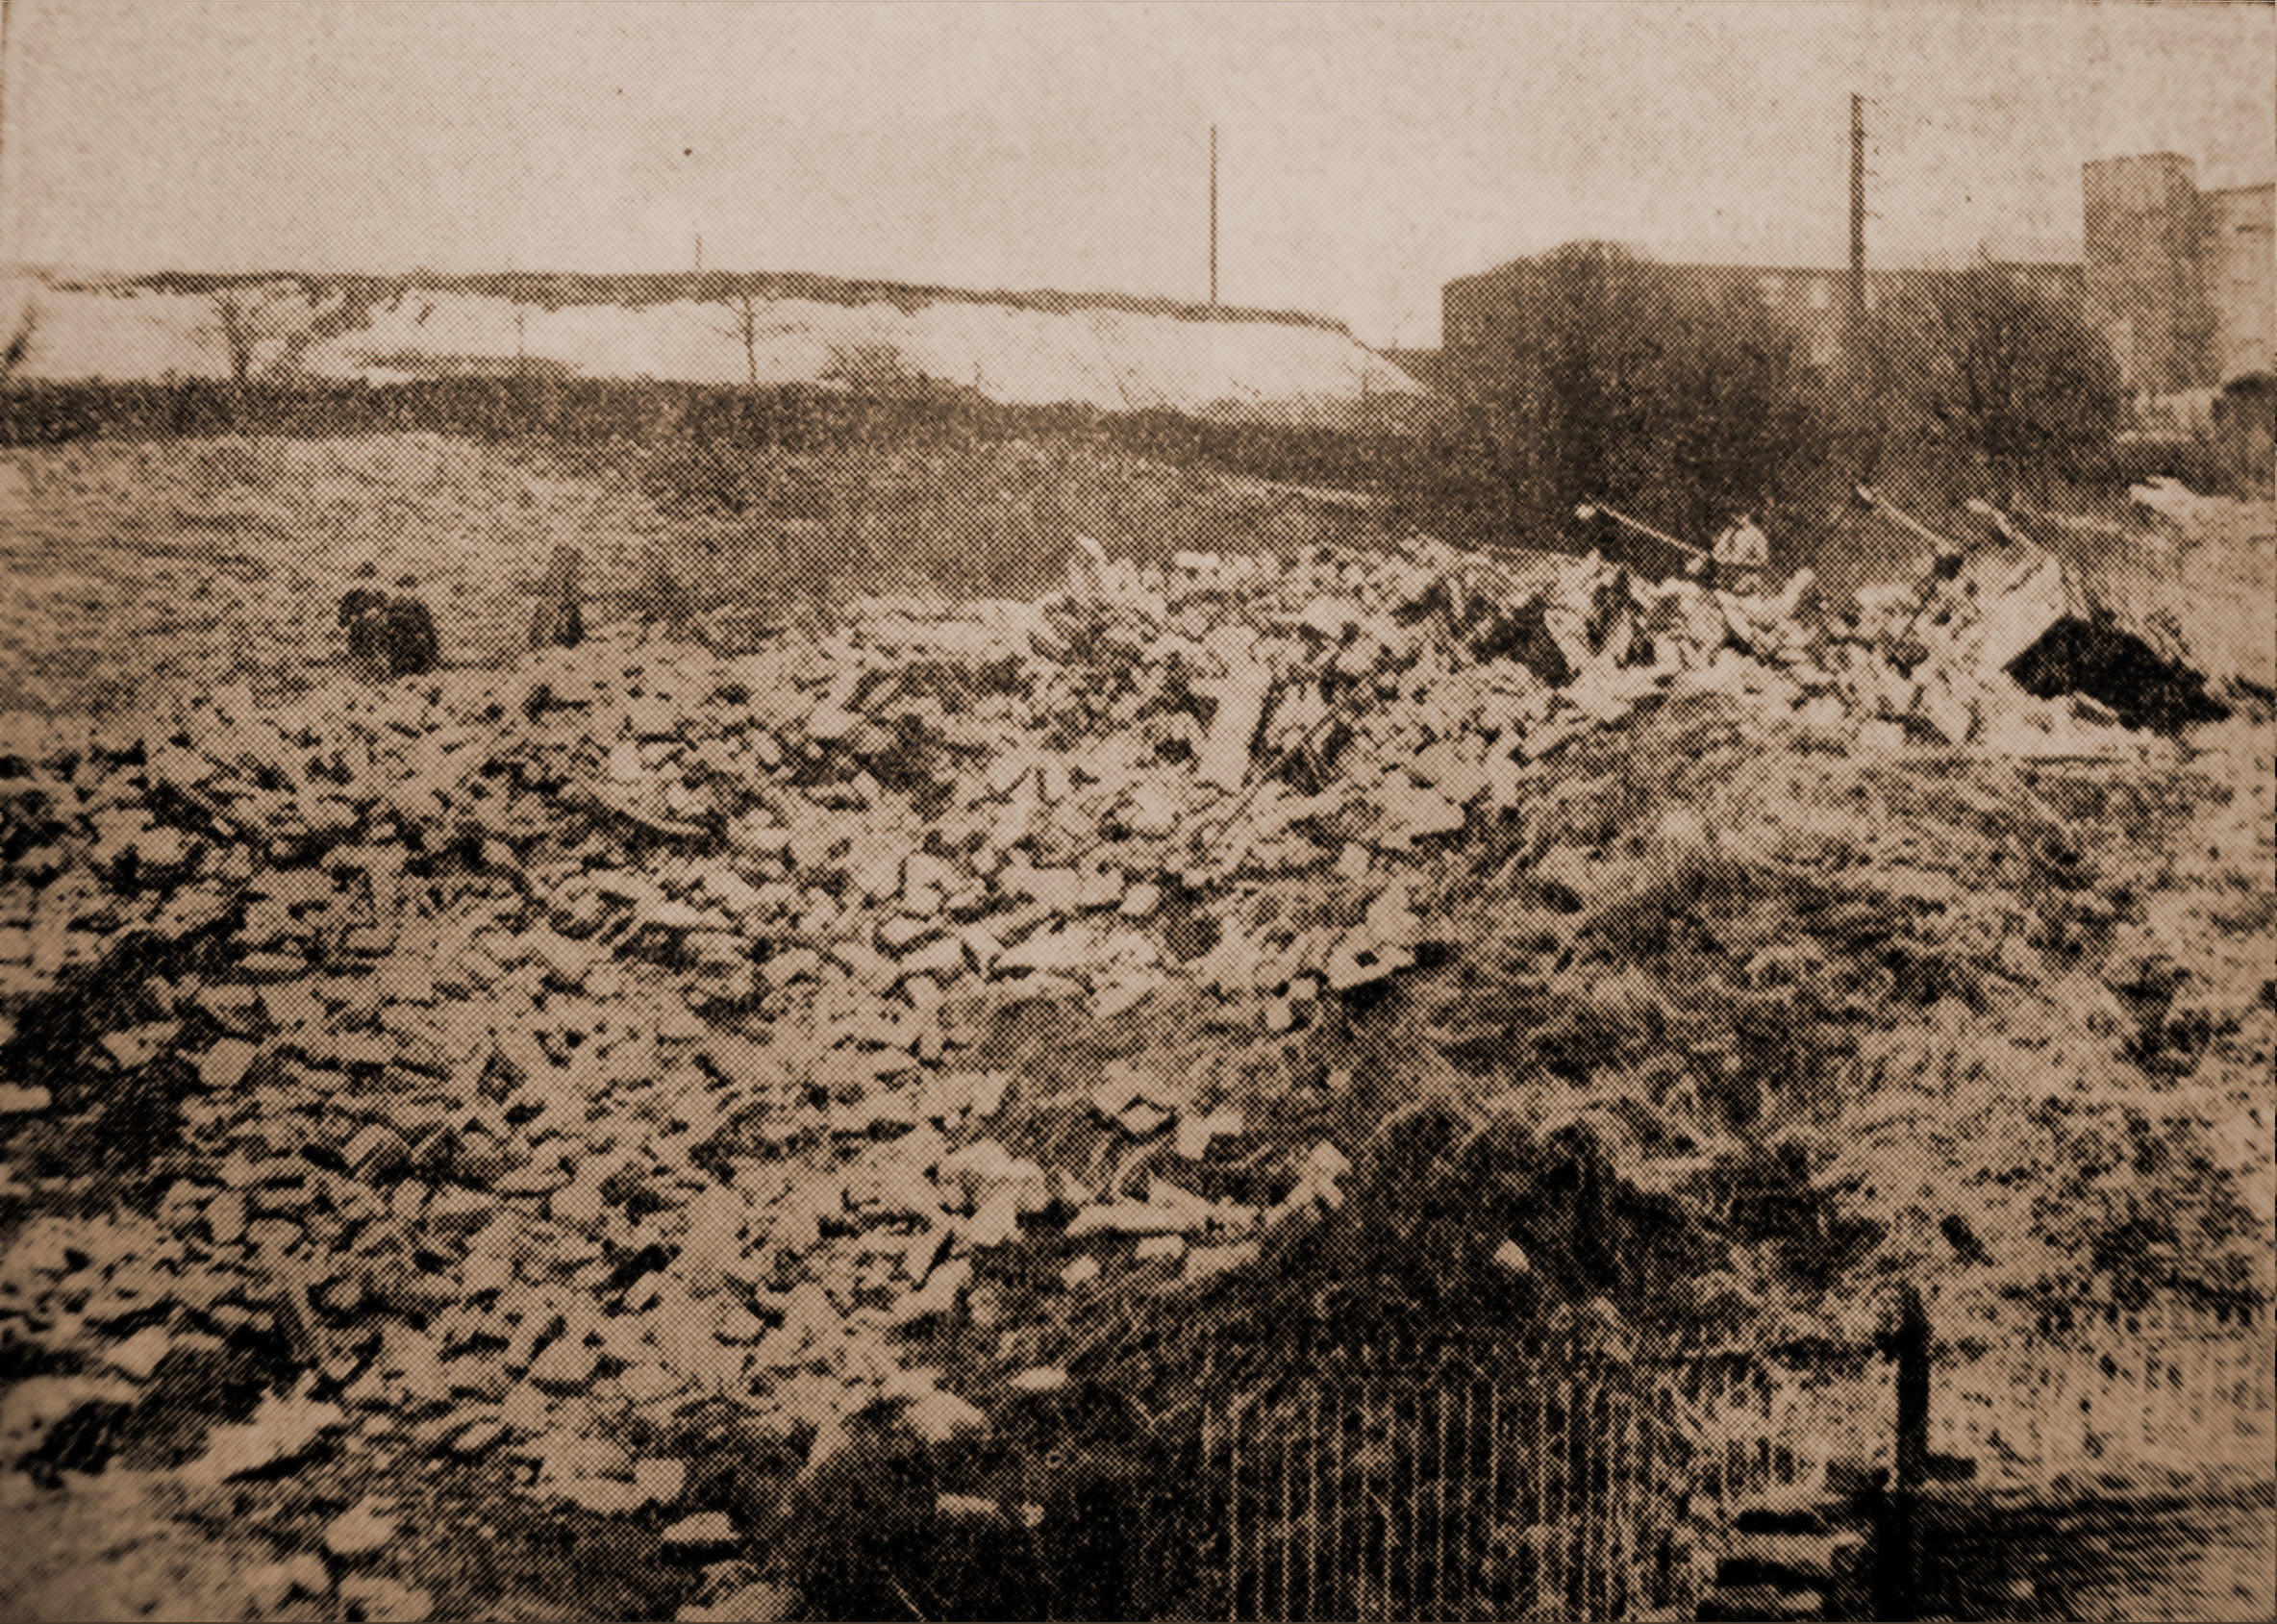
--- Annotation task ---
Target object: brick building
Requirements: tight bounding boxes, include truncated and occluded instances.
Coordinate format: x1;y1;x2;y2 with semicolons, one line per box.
2208;181;2274;386
2079;153;2270;393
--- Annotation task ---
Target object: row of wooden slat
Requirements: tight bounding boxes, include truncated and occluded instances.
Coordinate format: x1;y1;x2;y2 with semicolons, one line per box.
1202;1296;2275;1621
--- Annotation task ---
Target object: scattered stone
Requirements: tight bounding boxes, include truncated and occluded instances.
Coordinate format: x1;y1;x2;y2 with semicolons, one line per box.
196;1038;263;1090
0;1376;138;1466
1176;1110;1242;1161
1183;1242;1260;1283
677;1581;796;1624
241;1555;333;1614
98;1022;180;1069
900;1383;988;1444
450;1418;508;1456
549;1477;649;1515
635;1457;688;1505
103;1326;174;1381
662;1512;738;1551
324;1496;400;1558
179;1386;345;1486
338;1575;434;1623
528;1337;600;1393
0;503;2244;1621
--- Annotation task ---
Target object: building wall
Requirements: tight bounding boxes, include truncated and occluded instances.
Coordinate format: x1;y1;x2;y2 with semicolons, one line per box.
2083;153;2220;394
2208;184;2275;383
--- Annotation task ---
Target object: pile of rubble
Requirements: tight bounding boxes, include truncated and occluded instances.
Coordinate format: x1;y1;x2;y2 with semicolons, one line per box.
0;520;2225;1613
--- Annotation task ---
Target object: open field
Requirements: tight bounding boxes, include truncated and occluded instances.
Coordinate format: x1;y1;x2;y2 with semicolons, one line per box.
0;426;1426;717
0;434;662;715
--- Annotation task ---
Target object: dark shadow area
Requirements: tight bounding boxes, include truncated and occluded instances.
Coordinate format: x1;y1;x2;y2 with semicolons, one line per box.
2008;617;2229;734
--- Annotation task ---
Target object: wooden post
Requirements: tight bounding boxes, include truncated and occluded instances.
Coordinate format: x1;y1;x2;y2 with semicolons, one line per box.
1895;1284;1931;1488
1209;124;1219;310
1874;1283;1932;1621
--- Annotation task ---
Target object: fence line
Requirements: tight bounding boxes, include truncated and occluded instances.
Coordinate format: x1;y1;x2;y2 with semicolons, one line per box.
1936;1293;2277;1482
1205;1343;1800;1622
1199;1291;2273;1621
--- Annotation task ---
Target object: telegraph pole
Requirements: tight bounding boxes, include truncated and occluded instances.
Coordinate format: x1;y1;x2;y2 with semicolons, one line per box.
1848;92;1867;331
1209;124;1219;309
1;0;14;264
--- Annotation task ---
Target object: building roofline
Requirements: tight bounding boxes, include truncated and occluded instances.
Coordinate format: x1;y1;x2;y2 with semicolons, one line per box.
1447;256;2082;288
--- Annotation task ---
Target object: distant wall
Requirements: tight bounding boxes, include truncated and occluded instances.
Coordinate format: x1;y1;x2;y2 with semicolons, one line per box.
2210;184;2276;384
2081;156;2273;394
2085;154;2218;395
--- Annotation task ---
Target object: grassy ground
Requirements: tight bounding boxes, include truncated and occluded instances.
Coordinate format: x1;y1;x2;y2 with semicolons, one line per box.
6;379;2217;720
0;434;662;714
0;420;1417;717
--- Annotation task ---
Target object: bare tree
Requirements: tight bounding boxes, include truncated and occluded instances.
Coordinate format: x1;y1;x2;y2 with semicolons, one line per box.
717;290;763;389
1496;242;1832;550
1903;262;2124;504
0;299;32;384
698;274;769;389
207;284;307;385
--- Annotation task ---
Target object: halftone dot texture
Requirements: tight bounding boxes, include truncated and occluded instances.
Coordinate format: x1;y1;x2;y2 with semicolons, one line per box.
0;354;2271;1618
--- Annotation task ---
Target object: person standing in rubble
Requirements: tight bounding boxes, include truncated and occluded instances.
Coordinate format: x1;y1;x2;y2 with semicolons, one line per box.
388;574;440;675
1710;510;1770;598
338;565;440;680
530;543;585;650
338;566;395;680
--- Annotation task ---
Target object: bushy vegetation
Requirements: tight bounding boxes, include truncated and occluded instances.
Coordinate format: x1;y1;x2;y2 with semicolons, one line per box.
0;245;2224;630
1871;263;2127;503
1478;242;1836;556
0;373;1514;625
775;1394;1198;1621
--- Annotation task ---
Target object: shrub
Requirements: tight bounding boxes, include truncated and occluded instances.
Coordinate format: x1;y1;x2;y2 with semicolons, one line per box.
1485;242;1835;561
1885;262;2126;503
775;1400;1189;1621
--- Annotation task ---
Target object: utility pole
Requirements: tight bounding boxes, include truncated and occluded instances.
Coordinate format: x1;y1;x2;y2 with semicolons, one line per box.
693;231;703;278
1849;92;1867;334
1209;124;1219;310
1;0;14;265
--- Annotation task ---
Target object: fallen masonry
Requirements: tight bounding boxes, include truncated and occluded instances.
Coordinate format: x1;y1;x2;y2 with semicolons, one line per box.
0;519;2257;1613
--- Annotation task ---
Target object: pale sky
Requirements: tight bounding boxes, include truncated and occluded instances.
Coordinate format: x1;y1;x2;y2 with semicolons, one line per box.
3;1;2270;345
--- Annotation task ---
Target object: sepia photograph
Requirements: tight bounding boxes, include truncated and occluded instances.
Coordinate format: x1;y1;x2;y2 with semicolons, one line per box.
0;2;2270;1619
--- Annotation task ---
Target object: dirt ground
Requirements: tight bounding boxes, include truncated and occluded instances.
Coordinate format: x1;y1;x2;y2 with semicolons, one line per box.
1908;1477;2277;1622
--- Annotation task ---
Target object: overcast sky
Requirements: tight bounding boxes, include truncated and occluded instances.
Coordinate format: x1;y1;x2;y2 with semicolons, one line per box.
3;1;2270;344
